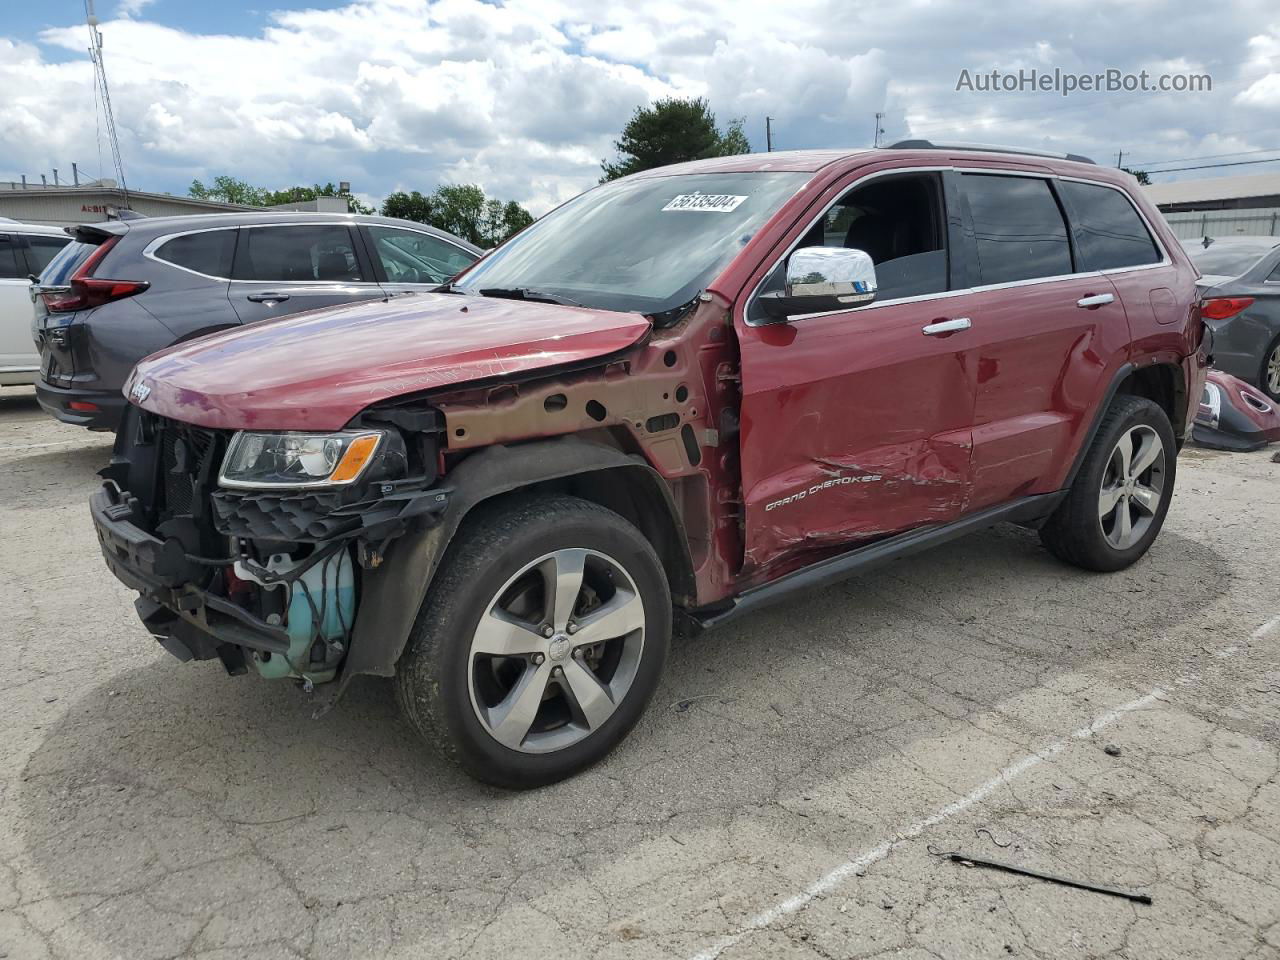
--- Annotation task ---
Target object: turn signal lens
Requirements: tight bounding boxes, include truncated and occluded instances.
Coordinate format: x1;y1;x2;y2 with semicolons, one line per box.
329;433;382;484
1200;297;1254;321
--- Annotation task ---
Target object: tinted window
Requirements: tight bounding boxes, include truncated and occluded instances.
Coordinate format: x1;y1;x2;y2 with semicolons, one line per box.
368;226;476;284
1270;261;1280;282
1058;181;1160;271
232;224;363;282
962;174;1072;284
1189;241;1278;278
155;229;236;278
39;239;101;285
0;236;23;279
25;235;72;274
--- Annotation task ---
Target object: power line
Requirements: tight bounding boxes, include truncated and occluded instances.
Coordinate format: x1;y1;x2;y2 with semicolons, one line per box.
1126;146;1280;168
1143;156;1280;174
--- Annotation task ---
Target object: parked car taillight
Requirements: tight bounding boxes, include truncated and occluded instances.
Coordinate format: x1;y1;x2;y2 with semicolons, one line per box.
39;235;149;313
1199;296;1254;321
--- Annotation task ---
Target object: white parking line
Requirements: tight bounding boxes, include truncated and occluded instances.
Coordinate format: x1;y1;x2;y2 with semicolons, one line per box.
688;688;1166;960
687;615;1278;960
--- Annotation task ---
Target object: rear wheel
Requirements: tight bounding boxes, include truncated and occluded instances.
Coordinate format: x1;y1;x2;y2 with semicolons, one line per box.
1039;395;1176;572
396;495;670;788
1260;334;1280;402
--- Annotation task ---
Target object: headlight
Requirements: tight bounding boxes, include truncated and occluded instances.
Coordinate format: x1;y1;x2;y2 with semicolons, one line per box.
219;430;384;489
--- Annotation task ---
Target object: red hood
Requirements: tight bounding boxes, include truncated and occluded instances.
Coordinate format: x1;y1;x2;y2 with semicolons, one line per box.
126;293;651;430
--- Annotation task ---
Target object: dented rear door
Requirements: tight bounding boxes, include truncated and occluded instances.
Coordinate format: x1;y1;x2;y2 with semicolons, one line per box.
736;292;978;573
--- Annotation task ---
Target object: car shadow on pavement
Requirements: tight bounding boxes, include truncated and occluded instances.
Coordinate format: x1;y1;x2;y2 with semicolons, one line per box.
12;524;1230;958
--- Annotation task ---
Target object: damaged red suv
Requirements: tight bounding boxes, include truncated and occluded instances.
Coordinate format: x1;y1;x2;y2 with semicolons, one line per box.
93;141;1206;787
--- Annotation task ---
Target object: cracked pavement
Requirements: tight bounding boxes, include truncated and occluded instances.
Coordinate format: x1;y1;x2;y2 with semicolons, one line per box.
2;384;1278;960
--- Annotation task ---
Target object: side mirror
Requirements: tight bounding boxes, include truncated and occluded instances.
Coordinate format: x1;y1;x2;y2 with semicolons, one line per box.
759;246;877;322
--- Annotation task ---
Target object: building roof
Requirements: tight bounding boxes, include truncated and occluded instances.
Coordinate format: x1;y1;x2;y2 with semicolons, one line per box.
1143;172;1280;207
0;182;259;212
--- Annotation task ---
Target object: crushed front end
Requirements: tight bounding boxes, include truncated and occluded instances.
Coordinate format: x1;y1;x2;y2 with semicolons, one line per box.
92;404;448;686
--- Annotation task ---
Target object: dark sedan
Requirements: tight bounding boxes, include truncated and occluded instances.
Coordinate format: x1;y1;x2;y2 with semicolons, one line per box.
1184;236;1280;400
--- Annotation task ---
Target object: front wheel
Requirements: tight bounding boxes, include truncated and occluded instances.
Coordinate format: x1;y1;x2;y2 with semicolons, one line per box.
1039;395;1177;572
396;495;671;788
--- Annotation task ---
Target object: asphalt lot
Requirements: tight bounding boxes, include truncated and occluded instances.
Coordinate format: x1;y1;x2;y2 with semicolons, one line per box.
2;383;1279;960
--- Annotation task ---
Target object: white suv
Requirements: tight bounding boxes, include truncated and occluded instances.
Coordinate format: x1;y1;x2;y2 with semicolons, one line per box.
1;219;70;386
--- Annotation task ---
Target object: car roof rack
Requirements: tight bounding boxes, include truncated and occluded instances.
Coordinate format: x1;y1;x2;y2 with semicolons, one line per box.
888;139;1095;165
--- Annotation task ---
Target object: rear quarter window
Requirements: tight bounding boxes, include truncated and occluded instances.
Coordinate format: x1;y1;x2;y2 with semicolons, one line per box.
154;229;237;278
1058;181;1161;271
24;235;72;274
232;224;363;282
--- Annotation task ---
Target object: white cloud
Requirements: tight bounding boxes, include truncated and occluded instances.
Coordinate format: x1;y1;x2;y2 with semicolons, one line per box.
1;0;1278;214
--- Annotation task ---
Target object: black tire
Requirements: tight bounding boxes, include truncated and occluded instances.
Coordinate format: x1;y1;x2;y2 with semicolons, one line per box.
1039;395;1177;572
395;494;671;788
1259;333;1280;402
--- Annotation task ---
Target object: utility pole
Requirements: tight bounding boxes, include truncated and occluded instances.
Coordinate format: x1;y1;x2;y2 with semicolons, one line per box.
86;0;129;201
766;117;774;152
874;112;885;148
1116;150;1124;169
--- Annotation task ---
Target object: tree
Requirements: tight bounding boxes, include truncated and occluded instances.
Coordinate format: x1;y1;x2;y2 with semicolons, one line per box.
1121;167;1151;185
379;184;534;247
188;177;373;214
600;97;751;182
380;190;433;223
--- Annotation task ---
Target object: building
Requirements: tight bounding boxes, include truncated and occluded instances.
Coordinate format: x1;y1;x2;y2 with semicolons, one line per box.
1143;171;1280;241
0;177;349;228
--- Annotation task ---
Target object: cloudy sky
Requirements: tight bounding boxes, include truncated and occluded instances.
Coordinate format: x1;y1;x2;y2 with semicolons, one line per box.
1;0;1278;214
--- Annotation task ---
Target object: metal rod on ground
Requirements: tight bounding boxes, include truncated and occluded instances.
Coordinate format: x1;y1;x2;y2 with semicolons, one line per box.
935;849;1153;904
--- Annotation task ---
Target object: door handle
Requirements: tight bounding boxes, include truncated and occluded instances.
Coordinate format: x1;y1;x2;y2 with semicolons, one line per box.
922;317;971;336
247;292;290;303
1076;293;1115;309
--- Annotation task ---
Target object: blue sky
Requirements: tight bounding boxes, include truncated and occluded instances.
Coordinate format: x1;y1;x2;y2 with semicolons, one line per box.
2;0;1278;213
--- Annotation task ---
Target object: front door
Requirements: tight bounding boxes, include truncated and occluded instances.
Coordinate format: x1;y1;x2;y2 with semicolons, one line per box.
736;170;978;575
229;222;385;325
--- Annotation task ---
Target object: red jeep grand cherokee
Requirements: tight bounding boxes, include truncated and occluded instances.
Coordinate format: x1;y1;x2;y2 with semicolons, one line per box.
93;141;1206;787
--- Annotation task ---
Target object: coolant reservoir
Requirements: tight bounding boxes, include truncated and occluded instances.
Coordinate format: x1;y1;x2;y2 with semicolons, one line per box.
236;549;355;682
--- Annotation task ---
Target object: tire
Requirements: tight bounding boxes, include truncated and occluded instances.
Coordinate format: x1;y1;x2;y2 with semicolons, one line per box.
395;494;671;788
1039;395;1177;572
1259;333;1280;402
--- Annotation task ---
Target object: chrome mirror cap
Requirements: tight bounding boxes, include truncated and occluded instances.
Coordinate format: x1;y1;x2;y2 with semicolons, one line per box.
786;246;878;304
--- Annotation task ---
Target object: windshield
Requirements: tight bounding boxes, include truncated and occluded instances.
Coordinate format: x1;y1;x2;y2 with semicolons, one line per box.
1188;241;1278;278
454;172;811;316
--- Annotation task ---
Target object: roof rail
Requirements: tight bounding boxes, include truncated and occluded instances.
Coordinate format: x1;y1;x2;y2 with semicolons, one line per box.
888;139;1095;165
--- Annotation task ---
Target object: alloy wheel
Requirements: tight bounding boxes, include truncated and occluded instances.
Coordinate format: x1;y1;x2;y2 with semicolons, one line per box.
1098;424;1166;550
1267;344;1280;397
466;548;646;754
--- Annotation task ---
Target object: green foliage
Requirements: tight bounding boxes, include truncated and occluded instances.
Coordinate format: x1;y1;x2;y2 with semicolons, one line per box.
188;176;374;214
1121;167;1152;185
380;184;535;247
600;97;751;182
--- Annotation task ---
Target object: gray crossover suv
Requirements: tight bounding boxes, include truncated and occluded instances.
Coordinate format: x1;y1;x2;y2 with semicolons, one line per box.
33;212;482;430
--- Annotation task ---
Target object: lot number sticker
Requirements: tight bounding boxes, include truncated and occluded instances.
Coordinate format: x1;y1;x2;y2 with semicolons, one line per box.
662;193;748;212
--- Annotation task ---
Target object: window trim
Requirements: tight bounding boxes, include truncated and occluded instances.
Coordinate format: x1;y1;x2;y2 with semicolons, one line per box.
744;165;1171;327
143;221;389;284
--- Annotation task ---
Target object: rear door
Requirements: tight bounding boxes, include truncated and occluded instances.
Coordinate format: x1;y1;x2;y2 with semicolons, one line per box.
229;223;385;324
955;171;1130;512
0;232;35;375
736;169;979;574
361;224;479;295
142;227;241;338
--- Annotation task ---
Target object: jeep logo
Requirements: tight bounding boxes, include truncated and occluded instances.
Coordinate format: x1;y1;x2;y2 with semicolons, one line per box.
129;381;151;403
